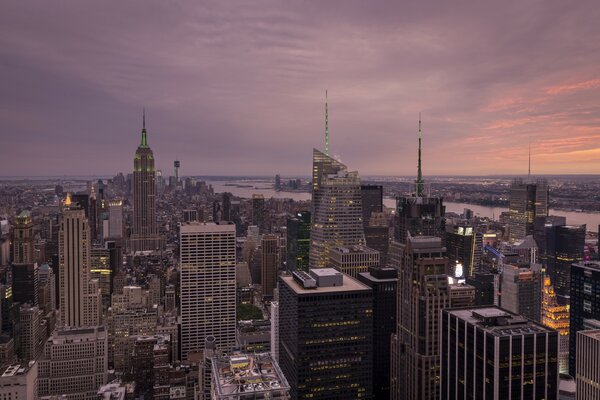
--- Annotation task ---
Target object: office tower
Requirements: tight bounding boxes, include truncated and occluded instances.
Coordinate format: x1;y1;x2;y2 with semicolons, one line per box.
38;326;108;399
270;301;279;361
546;224;586;304
38;264;56;314
12;211;34;264
569;261;600;375
328;245;379;278
17;304;42;362
180;222;236;360
174;159;180;184
59;194;91;327
500;264;542;322
222;192;232;222
252;194;265;231
275;174;281;190
11;211;39;306
360;185;383;228
130;111;163;252
309;149;365;269
509;178;549;242
0;363;38;400
449;282;476;308
107;240;122;294
542;276;570;374
132;336;157;398
279;269;373;400
391;236;449;400
107;200;123;239
445;224;482;278
395;118;444;244
534;215;566;261
211;353;290;400
183;209;199;223
440;307;559;400
90;247;111;307
261;234;279;300
0;284;15;335
286;211;310;271
357;266;398;400
576;329;600;399
467;270;499;306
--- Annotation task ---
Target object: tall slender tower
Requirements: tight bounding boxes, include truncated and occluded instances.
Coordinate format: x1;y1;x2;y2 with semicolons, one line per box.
130;110;162;252
12;210;39;306
59;193;90;327
415;113;424;197
325;90;329;156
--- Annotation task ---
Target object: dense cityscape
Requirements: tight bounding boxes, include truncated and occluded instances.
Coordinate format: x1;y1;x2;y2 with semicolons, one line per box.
3;2;600;399
0;111;599;399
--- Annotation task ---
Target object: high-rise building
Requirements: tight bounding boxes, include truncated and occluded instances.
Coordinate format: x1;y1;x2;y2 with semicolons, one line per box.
466;270;499;306
445;224;482;278
222;192;232;222
441;307;559;400
108;200;123;239
286;211;311;271
569;261;600;375
251;194;265;232
180;222;236;360
261;234;279;300
38;326;108;399
546;224;586;304
17;304;43;362
500;264;542;322
59;194;91;327
11;211;39;306
328;245;380;278
509;178;549;242
449;282;476;308
279;269;373;400
0;363;38;400
360;185;383;228
357;266;397;400
394;118;444;245
533;215;566;263
542;275;570;374
576;329;600;399
130;111;163;252
309;149;365;269
391;236;449;400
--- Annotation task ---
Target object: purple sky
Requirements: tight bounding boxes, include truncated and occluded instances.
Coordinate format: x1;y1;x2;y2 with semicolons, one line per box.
2;1;600;177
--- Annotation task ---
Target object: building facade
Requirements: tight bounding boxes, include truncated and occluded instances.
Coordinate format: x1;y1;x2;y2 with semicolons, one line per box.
576;329;600;400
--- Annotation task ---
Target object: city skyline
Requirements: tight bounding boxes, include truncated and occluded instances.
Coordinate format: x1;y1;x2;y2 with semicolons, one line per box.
2;1;600;176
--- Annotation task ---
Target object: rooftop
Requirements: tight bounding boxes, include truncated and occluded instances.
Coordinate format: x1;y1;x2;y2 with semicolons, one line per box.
578;329;600;341
281;270;370;294
1;363;34;378
447;306;554;337
211;353;290;399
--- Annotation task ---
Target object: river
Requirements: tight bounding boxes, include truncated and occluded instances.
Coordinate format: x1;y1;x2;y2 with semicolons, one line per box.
207;179;600;232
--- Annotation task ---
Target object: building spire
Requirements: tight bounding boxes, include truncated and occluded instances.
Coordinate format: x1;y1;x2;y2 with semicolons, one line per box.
528;141;531;178
141;108;148;147
325;90;329;156
415;112;425;197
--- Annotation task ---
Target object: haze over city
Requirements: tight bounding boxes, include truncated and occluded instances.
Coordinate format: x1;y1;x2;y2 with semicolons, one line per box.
2;1;600;176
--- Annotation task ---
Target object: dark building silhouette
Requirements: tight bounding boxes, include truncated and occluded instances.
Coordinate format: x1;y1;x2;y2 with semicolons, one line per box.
441;307;559;400
445;224;482;278
279;269;373;400
360;185;383;228
546;224;585;304
11;211;39;306
251;194;265;232
357;266;397;400
466;270;498;306
569;261;600;375
222;192;232;222
509;179;549;242
286;211;311;271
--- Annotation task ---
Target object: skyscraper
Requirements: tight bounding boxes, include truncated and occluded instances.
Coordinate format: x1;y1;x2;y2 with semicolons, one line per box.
11;211;39;306
445;224;482;278
309;149;365;269
576;329;600;399
546;224;585;304
107;200;123;239
328;245;380;278
357;266;397;400
542;275;570;374
391;235;449;400
251;194;265;232
59;194;91;327
130;111;163;252
360;185;383;228
569;261;600;375
279;269;373;400
286;211;310;271
500;263;542;322
509;178;549;242
179;222;236;360
441;307;559;400
261;234;279;300
394;116;444;245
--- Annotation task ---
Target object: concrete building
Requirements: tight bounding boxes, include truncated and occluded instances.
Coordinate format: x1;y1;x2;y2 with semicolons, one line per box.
500;264;542;322
328;245;379;279
211;353;290;399
0;362;38;400
261;235;279;300
576;329;600;399
38;326;108;400
180;222;236;360
441;307;559;400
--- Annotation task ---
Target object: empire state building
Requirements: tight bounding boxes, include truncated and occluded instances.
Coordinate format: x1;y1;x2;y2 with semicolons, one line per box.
129;111;163;252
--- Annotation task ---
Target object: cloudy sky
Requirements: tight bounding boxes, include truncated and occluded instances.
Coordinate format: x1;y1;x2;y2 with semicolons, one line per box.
2;1;600;177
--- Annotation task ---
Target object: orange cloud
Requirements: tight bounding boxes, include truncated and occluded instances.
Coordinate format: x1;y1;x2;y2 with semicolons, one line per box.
545;78;600;95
